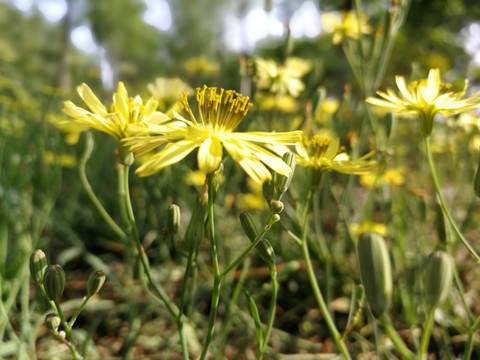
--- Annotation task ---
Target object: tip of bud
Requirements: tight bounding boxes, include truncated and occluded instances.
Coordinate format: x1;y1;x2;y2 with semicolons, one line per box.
87;270;106;297
30;249;48;285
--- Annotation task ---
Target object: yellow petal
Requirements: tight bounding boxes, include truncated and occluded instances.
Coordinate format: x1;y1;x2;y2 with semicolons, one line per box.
198;137;223;174
77;83;108;116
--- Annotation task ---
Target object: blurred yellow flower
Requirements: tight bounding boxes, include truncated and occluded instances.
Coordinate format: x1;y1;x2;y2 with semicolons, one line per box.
295;136;376;174
360;167;405;188
43;151;77;168
184;56;220;74
258;93;299;113
315;97;340;123
447;111;480;132
351;221;387;237
147;77;193;116
62;82;170;143
321;11;371;44
255;57;312;97
124;86;302;183
366;68;480;137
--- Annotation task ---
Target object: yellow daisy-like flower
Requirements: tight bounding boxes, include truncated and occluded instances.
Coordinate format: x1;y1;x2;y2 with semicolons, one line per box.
147;77;193;116
62;82;170;143
123;86;303;183
321;11;371;45
366;68;480;137
360;167;405;188
183;56;220;74
255;57;312;97
351;221;388;237
295;136;376;188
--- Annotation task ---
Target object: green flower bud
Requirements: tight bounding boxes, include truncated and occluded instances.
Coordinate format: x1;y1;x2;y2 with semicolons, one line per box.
274;152;296;197
262;179;275;205
270;200;284;214
45;313;61;331
87;270;106;297
473;150;480;198
184;186;208;252
424;249;453;308
30;249;48;285
239;211;275;263
357;232;392;317
118;144;134;167
167;204;181;236
43;264;66;302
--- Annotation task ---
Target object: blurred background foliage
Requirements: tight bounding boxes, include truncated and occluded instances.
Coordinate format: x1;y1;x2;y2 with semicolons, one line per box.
2;0;480;358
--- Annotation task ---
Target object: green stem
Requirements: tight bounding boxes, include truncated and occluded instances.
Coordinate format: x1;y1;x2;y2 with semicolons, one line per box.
301;190;352;360
53;299;82;360
258;263;277;359
68;296;90;328
379;313;415;360
221;213;278;277
418;307;435;360
423;137;480;262
199;174;222;360
78;134;126;240
119;162;188;358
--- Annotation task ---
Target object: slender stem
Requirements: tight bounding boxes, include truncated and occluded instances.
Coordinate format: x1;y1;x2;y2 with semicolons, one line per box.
423;137;480;262
68;296;90;328
118;162;188;358
379;313;415;360
199;174;222;360
418;307;435;360
258;263;277;359
78;135;126;240
301;190;352;360
221;213;277;277
53;299;82;360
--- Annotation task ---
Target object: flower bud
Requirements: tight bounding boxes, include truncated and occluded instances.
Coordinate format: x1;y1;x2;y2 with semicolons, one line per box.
262;179;275;205
274;152;296;196
118;144;134;167
270;200;284;214
167;204;181;236
473;150;480;198
87;270;106;297
30;249;48;285
43;264;66;302
45;313;61;331
357;232;392;316
239;211;275;262
183;186;208;252
424;249;453;308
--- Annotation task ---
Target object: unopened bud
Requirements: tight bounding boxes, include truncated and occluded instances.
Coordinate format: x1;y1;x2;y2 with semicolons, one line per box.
473;150;480;198
270;200;284;214
239;211;275;263
262;179;275;205
184;186;208;252
87;270;106;297
357;232;392;316
43;265;66;302
167;204;181;236
274;152;296;196
45;313;61;331
30;249;48;285
424;249;453;308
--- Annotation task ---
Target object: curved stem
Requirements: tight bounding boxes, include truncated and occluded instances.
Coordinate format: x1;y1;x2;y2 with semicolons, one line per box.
379;313;415;360
301;190;352;360
78;134;126;240
419;307;435;360
423;137;480;262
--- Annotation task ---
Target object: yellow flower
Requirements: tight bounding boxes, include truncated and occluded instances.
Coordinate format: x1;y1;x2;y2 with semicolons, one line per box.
321;11;371;45
147;77;193;116
366;68;480;137
258;93;299;113
351;221;388;237
183;56;220;74
296;136;376;173
360;167;405;188
255;57;312;97
124;86;303;183
62;82;170;143
43;151;77;168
